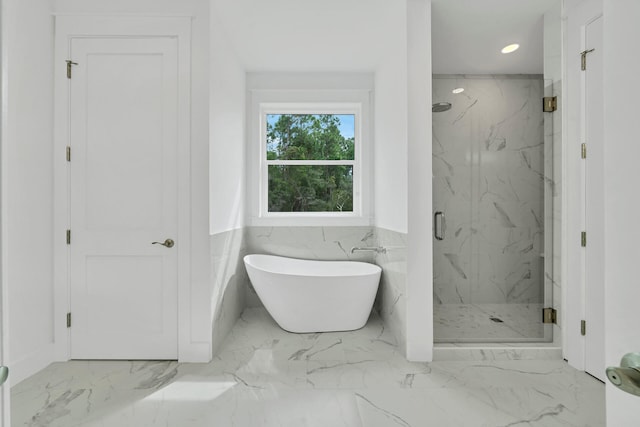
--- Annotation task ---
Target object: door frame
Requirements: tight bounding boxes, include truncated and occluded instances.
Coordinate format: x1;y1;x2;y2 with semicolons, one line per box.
53;15;192;361
582;14;604;381
564;0;603;371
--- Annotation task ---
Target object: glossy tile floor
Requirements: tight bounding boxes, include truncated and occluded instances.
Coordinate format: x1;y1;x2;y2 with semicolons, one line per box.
434;303;545;342
12;308;604;426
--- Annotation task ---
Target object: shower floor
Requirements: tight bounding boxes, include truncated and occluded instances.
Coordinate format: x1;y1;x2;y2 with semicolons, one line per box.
434;303;547;343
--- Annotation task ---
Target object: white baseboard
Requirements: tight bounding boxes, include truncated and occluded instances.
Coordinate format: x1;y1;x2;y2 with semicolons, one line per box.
178;341;211;363
9;343;55;387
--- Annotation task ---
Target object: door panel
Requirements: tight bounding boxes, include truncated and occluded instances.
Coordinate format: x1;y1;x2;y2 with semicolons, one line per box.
584;16;605;382
84;52;165;231
70;37;178;359
84;256;165;333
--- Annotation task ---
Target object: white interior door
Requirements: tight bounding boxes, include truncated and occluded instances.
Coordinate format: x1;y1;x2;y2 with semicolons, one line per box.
69;37;179;360
584;16;605;382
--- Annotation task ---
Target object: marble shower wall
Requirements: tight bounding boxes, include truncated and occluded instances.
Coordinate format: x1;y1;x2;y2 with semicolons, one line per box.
433;75;545;306
244;226;407;354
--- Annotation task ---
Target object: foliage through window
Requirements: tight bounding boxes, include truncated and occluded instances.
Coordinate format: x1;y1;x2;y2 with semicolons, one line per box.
265;113;356;213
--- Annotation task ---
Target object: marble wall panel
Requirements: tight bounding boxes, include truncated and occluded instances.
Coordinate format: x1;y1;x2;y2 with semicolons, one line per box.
433;76;545;308
373;228;407;355
210;228;248;355
244;226;377;307
245;226;376;261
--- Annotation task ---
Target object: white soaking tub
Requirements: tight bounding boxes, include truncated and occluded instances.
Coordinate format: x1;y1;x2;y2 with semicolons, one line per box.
243;254;382;333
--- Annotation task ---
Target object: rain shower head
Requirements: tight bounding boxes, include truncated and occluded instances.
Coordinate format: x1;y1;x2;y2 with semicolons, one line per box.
432;102;452;113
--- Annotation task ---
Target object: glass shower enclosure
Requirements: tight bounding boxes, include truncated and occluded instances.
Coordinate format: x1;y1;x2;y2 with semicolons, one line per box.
432;75;553;343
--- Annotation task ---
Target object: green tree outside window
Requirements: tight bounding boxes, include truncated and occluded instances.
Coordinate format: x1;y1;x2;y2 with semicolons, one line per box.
266;114;355;212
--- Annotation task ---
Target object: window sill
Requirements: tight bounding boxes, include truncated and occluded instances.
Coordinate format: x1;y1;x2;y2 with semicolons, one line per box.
249;215;373;227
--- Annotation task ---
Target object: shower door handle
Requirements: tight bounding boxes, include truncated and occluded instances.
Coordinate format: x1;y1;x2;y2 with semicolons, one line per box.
434;211;445;241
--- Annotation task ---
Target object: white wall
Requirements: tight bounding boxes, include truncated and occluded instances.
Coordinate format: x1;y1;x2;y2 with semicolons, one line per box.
603;0;640;424
210;0;403;73
406;0;433;361
53;0;212;361
4;0;55;386
210;4;245;235
374;40;408;234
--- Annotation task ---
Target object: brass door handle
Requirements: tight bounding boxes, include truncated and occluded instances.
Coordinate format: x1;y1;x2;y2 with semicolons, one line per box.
152;238;174;248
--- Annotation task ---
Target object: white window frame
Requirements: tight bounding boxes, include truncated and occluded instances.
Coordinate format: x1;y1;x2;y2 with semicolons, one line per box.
248;89;372;226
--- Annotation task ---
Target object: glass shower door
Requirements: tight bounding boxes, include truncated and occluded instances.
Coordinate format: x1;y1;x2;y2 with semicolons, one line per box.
432;75;551;343
432;78;474;340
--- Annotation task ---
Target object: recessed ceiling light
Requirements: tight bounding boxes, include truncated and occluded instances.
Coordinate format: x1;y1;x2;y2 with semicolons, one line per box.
452;88;465;94
501;43;520;54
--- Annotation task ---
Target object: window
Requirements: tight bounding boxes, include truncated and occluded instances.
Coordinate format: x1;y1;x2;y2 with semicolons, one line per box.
264;109;358;214
248;86;372;226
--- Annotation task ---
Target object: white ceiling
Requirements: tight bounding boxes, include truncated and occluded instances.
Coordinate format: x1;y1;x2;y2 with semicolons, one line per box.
211;0;405;72
212;0;560;74
431;0;559;74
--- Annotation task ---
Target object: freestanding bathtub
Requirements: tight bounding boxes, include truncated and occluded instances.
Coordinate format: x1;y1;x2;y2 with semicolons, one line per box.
243;254;382;333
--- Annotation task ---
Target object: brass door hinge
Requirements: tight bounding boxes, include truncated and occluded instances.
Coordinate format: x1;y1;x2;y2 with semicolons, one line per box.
66;312;72;328
581;320;586;336
66;60;78;79
580;48;595;71
66;146;71;162
581;231;587;247
543;96;558;112
581;143;587;159
542;307;557;324
66;229;71;245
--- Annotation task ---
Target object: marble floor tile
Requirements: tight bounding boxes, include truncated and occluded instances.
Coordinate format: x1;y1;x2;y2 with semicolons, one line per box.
432;344;562;361
12;308;604;427
434;303;546;342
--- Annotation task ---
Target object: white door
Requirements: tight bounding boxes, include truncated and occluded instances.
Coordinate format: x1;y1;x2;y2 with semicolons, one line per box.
584;15;605;382
69;37;179;359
